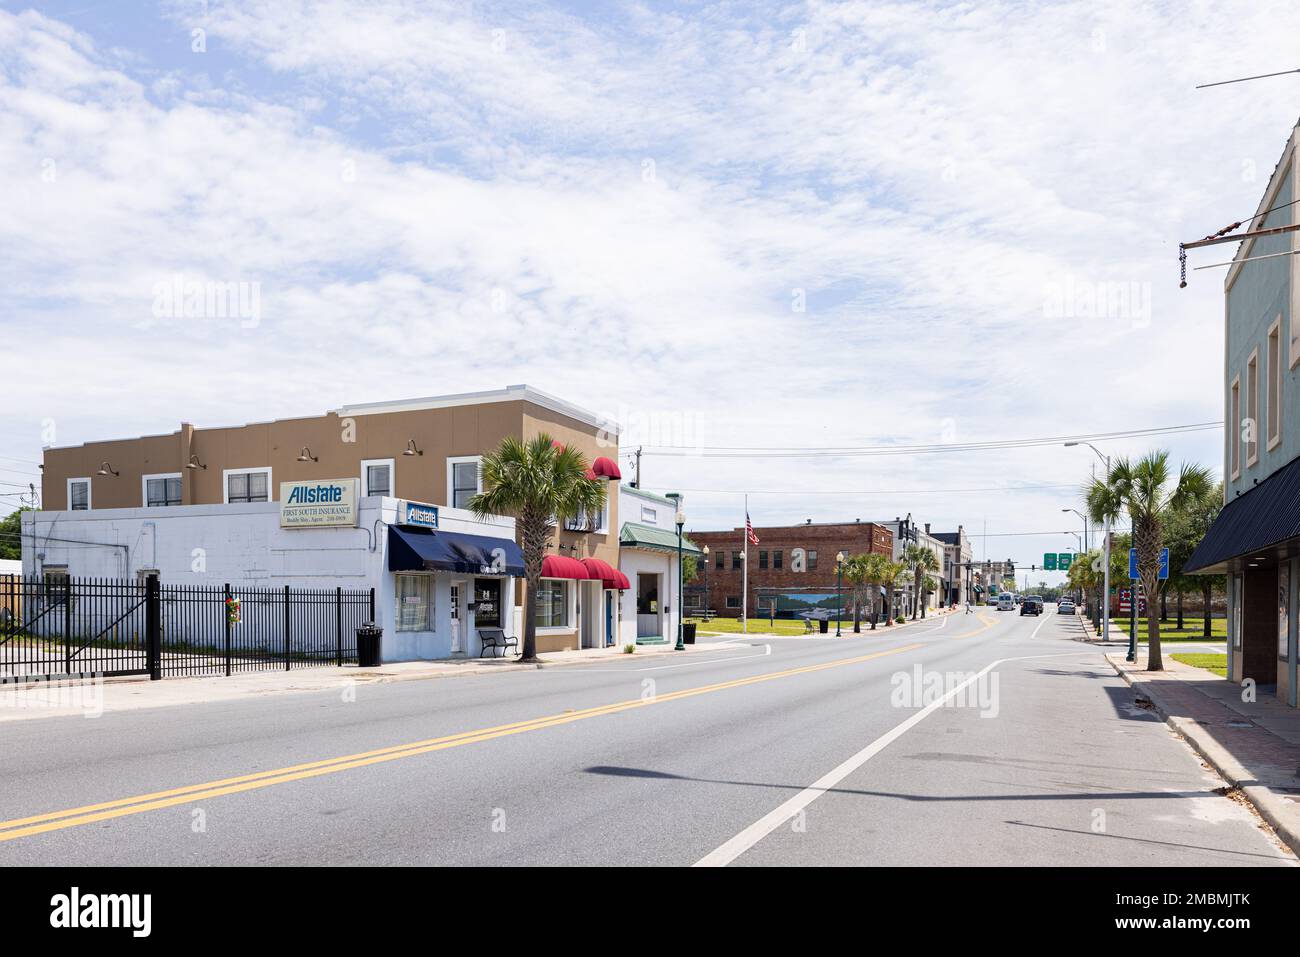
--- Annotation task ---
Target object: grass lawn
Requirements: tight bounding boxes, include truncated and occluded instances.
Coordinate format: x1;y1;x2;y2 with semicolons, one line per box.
1111;617;1226;642
1170;652;1228;677
687;617;911;636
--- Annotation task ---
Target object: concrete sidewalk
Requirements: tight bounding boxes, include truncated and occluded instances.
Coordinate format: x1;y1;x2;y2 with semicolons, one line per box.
0;639;754;723
1106;651;1300;855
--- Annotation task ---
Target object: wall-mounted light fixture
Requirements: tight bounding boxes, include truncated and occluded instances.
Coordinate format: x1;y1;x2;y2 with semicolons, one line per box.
403;439;423;457
297;447;318;463
96;462;119;477
185;454;207;471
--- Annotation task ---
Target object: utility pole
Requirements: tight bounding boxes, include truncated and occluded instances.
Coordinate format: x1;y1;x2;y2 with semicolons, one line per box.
632;447;642;488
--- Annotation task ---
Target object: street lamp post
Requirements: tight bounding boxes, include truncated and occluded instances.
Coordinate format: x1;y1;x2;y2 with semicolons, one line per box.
835;552;845;637
701;545;710;621
1065;442;1114;657
674;505;686;651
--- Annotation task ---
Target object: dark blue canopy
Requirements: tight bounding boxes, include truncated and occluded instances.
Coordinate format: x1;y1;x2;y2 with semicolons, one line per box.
388;525;525;577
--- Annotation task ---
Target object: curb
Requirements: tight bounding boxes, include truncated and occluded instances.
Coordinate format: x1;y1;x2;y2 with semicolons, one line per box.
1104;656;1299;856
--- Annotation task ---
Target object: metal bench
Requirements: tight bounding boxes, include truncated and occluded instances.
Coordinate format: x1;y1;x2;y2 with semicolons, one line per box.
478;627;519;658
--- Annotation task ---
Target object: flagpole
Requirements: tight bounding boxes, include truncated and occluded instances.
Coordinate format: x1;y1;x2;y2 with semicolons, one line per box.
742;495;749;635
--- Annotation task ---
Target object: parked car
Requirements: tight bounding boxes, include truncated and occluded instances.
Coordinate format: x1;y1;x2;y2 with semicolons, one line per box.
1057;598;1076;615
1020;596;1043;616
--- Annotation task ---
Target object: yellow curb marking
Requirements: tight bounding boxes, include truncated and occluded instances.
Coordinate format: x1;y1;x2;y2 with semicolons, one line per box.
0;642;924;843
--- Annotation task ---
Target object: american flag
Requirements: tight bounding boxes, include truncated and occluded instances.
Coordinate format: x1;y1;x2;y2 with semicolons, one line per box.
746;512;759;545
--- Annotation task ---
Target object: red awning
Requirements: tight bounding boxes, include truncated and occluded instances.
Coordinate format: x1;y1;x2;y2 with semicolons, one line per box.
583;466;599;480
541;554;590;579
591;456;622;480
580;557;629;589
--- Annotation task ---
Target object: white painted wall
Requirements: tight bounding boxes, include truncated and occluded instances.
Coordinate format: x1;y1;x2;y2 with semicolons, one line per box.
20;498;518;663
617;486;683;646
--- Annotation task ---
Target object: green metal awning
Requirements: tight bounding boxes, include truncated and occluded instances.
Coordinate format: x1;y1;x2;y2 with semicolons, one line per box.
619;522;702;556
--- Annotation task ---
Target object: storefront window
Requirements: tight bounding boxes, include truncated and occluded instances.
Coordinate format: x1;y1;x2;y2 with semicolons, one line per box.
1280;563;1291;660
474;578;501;627
396;574;434;632
536;579;569;628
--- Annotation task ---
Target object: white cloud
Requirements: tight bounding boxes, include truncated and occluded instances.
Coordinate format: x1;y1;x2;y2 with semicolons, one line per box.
3;1;1298;573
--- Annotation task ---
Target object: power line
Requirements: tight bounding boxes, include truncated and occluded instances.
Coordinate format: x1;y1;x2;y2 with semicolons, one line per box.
1196;66;1300;89
659;482;1079;496
642;422;1222;459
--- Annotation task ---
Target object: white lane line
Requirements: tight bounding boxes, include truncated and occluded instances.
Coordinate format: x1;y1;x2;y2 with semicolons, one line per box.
693;649;1094;867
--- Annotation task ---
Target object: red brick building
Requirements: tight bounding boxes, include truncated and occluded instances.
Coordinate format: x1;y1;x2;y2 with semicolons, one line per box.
688;521;894;619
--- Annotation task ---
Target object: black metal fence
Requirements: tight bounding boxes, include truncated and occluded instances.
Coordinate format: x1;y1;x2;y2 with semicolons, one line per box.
1;575;374;682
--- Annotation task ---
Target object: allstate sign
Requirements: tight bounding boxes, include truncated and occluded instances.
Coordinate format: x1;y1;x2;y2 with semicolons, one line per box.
280;479;359;528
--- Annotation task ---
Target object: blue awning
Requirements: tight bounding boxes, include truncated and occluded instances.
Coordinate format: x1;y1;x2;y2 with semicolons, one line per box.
388;525;525;576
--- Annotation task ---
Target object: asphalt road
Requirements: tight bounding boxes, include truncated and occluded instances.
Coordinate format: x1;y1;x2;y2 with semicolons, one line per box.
0;608;1291;866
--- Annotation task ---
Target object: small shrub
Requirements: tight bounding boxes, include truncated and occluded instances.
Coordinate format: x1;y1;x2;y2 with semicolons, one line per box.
623;643;636;654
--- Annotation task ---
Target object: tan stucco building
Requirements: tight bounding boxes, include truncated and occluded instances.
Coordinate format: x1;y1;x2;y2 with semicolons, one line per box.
38;385;623;654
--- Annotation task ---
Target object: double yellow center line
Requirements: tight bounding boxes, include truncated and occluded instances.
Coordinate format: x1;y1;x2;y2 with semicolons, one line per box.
0;642;923;844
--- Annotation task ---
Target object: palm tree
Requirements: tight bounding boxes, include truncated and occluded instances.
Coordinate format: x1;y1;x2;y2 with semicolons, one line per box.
881;560;908;625
904;544;940;619
1085;450;1213;671
468;434;607;662
840;555;869;633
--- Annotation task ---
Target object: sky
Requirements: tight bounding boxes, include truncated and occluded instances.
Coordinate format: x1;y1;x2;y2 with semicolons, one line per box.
2;0;1299;585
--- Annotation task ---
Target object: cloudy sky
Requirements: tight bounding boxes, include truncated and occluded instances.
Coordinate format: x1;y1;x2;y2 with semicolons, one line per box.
2;0;1299;583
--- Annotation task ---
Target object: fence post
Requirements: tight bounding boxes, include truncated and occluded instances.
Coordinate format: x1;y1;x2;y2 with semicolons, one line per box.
146;576;161;680
284;584;291;671
369;587;375;622
224;584;232;677
64;578;73;676
336;586;343;667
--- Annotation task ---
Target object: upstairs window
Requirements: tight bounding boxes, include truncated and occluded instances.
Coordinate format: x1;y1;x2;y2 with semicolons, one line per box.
1268;319;1283;450
226;469;270;503
145;475;182;507
1247;350;1259;467
68;478;90;511
362;459;393;497
448;457;481;509
1230;375;1241;479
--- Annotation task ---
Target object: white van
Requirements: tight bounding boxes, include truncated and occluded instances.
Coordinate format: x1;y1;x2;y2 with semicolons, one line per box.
997;593;1015;611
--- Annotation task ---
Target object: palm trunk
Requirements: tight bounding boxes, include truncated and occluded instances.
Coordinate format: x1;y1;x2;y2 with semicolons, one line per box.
521;573;539;660
1202;580;1213;638
852;591;861;633
1176;590;1184;630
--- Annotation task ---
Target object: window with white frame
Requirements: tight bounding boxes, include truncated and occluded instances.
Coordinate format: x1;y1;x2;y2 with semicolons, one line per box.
1268;318;1283;450
566;502;607;533
395;574;435;631
448;457;481;509
1230;374;1241;479
68;478;90;511
641;505;657;524
226;468;270;503
1247;350;1259;467
361;458;394;497
726;595;740;609
535;579;570;628
144;474;182;507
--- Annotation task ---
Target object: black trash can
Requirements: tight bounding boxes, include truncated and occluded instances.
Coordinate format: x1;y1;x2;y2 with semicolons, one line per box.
818;618;829;634
356;622;383;667
683;622;697;645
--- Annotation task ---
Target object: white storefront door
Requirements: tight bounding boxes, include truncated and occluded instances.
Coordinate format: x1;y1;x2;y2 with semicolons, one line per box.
450;580;465;654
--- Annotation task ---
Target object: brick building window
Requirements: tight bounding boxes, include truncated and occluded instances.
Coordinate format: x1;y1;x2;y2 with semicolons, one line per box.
732;552;741;570
726;596;740;608
808;550;818;570
773;550;783;569
715;550;724;569
759;550;768;569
